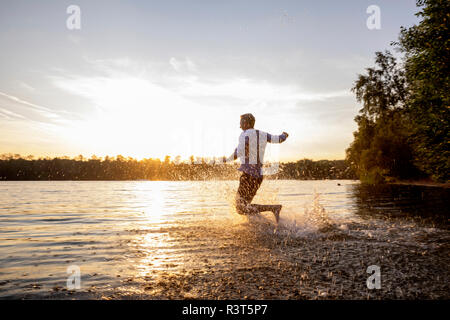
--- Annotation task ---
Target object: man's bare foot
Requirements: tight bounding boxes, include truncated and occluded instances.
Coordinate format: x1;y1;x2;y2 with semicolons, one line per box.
272;205;282;223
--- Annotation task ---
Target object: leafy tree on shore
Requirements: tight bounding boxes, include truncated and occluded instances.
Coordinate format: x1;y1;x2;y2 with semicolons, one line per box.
396;0;450;181
347;52;419;183
347;0;449;183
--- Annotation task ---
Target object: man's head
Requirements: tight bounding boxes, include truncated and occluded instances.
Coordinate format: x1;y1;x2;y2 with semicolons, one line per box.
240;113;255;130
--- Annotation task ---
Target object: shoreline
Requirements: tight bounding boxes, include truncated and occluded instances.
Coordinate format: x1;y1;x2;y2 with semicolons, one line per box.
389;180;450;188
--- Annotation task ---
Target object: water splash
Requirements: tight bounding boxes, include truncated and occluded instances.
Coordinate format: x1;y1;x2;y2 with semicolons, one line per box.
277;192;336;236
234;191;337;238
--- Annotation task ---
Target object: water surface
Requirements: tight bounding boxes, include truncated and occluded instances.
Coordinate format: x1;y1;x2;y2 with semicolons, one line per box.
0;180;448;299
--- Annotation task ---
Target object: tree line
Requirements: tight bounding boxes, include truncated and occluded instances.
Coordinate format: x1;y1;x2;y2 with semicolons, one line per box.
346;0;449;183
0;154;356;181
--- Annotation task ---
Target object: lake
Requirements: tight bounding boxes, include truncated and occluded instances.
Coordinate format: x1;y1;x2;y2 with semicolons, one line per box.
0;180;448;299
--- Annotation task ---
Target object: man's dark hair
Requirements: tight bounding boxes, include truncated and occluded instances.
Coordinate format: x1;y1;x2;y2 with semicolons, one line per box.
240;113;255;128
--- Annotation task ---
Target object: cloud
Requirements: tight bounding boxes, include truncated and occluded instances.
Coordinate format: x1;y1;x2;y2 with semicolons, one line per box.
18;81;36;92
178;77;350;102
169;57;197;73
67;34;83;45
48;56;356;130
49;57;351;122
39;56;358;159
0;91;76;125
0;106;27;120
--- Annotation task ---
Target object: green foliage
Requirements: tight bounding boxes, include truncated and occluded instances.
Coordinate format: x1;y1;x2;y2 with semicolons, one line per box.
360;167;387;185
0;154;356;181
347;52;419;183
396;0;450;181
278;159;356;180
352;51;408;119
347;0;449;183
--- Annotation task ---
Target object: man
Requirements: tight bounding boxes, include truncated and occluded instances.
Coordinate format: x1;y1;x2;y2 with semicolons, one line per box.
224;113;289;223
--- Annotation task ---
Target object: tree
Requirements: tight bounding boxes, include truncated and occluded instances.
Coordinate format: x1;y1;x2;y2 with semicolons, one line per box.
396;0;450;181
347;51;418;183
347;0;449;183
352;51;408;119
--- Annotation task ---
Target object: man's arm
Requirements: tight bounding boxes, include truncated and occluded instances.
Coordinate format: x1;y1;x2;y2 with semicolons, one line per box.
267;132;289;143
222;148;238;163
222;132;246;163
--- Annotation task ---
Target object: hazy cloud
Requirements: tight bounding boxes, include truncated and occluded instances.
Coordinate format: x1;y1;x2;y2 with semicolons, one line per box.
170;57;197;73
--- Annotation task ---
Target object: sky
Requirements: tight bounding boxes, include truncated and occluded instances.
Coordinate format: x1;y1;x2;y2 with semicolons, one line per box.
0;0;420;161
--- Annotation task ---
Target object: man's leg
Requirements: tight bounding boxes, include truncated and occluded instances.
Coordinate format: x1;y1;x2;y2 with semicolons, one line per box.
246;203;282;223
236;173;282;222
236;197;282;223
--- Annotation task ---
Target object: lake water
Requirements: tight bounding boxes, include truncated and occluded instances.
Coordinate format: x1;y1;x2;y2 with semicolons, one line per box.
0;180;448;299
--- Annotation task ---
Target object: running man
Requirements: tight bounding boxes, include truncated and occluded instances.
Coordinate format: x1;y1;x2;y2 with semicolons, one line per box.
223;113;289;223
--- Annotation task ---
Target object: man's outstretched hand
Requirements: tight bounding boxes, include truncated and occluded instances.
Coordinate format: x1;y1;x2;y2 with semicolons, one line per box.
282;132;289;138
